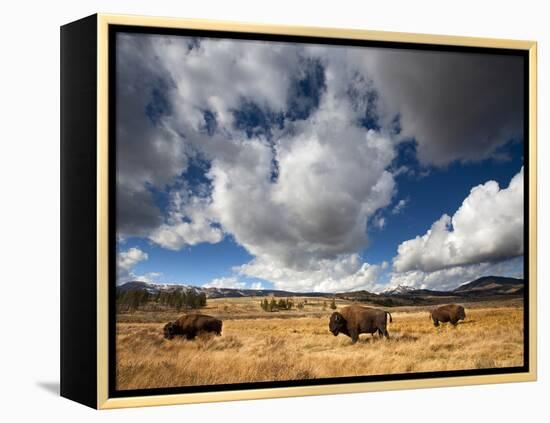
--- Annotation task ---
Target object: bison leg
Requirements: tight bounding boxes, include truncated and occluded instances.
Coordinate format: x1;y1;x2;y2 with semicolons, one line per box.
383;328;390;339
450;319;458;327
433;319;440;327
349;330;359;344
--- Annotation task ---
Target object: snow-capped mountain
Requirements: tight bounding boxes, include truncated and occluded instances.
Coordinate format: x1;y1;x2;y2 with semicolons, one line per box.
381;284;418;296
117;281;196;294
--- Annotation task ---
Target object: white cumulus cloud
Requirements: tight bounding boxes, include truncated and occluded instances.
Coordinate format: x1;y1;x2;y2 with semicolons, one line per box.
387;256;523;291
117;247;160;285
237;254;384;293
392;198;409;215
250;282;264;290
149;188;223;250
204;60;397;278
117;247;148;273
204;276;247;290
393;168;524;273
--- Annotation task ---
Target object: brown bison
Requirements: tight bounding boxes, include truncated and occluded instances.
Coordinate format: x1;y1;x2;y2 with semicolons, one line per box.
329;305;392;343
430;304;466;327
163;314;222;340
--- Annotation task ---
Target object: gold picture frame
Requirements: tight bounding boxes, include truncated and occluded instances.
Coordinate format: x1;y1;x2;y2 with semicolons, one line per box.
60;13;537;409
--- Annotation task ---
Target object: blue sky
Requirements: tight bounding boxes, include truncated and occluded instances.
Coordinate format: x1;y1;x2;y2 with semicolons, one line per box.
116;33;525;292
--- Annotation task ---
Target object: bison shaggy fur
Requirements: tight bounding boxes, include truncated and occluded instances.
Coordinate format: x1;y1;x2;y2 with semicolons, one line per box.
329;305;392;344
430;304;466;327
163;314;222;340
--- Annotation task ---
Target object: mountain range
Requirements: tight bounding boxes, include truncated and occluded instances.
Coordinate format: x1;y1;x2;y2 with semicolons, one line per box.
117;276;524;305
117;280;329;299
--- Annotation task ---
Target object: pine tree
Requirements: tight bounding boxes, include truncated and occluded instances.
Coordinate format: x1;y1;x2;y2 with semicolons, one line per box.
199;292;207;307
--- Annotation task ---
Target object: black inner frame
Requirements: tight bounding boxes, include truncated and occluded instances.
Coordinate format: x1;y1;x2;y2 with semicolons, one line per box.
108;24;530;399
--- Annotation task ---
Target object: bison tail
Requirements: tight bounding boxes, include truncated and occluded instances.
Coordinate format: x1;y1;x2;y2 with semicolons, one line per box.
386;311;392;323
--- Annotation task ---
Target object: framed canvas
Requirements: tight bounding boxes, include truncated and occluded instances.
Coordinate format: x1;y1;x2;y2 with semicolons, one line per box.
60;14;537;409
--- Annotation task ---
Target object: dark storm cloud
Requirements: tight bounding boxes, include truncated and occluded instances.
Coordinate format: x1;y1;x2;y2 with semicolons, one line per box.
116;185;162;236
363;49;524;166
115;34;190;238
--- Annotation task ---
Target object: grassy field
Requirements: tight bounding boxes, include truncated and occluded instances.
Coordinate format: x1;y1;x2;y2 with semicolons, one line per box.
115;297;524;390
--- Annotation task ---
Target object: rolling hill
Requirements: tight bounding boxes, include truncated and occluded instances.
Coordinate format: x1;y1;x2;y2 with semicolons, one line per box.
116;281;329;299
453;276;524;296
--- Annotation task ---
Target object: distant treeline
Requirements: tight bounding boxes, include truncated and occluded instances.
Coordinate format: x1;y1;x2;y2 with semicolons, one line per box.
116;289;207;313
260;298;294;312
260;297;337;312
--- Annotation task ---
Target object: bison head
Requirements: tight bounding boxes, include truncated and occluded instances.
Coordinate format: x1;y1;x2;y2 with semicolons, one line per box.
458;307;466;321
163;322;176;340
329;312;346;336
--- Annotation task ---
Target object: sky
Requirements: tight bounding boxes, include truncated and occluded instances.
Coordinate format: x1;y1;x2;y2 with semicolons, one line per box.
115;32;525;293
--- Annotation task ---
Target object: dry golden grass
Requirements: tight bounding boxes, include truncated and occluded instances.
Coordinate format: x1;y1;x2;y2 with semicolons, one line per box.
116;296;348;323
116;300;524;390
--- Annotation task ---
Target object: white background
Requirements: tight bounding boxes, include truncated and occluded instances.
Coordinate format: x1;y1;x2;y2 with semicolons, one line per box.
0;0;547;421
